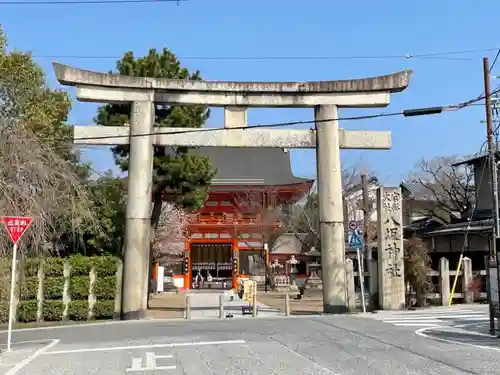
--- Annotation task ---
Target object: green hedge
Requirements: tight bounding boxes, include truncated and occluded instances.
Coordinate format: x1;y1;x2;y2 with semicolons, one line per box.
0;255;120;324
20;277;38;300
94;300;115;319
95;276;117;299
68;300;89;321
43;300;65;321
0;260;11;302
18;300;38;322
0;301;7;323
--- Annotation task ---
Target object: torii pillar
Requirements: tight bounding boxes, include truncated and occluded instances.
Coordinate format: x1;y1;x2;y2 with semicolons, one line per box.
53;62;411;318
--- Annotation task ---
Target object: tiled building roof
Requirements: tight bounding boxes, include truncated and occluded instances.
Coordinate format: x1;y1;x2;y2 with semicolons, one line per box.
400;181;439;201
194;147;313;186
417;219;492;236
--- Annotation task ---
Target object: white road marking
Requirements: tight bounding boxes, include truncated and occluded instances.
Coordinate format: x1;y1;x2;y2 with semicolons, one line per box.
126;352;176;372
4;339;59;375
362;307;490;329
155;354;173;359
145;352;155;369
0;339;57;348
392;323;441;327
127;357;142;372
384;319;442;323
415;326;500;352
383;314;488;320
42;339;246;355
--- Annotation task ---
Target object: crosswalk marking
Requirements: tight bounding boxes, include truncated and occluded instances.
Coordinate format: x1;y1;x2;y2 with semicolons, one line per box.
362;307;490;328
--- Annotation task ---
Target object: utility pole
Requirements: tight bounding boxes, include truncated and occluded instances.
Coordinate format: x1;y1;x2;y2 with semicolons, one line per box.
361;173;372;309
361;174;371;263
483;56;500;335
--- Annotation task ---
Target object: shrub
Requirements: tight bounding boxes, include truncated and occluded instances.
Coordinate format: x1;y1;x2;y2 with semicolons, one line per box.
68;300;89;321
94;276;116;299
17;300;38;322
0;301;7;323
404;235;432;307
4;255;120;323
468;276;482;300
44;277;64;299
0;260;11;301
0;280;9;301
94;300;115;319
19;277;38;300
69;255;92;276
70;276;90;300
24;258;41;277
43;300;64;321
92;256;118;276
44;258;64;277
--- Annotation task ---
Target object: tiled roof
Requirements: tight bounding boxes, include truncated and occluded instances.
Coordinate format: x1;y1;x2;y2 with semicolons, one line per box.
423;219;492;235
400;182;438;201
451;152;497;167
194;147;312;186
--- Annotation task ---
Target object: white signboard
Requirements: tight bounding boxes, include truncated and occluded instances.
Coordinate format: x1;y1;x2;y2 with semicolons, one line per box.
243;280;257;304
157;266;164;293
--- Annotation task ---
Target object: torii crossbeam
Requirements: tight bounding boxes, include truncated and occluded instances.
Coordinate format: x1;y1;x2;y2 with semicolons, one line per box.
53;62;411;319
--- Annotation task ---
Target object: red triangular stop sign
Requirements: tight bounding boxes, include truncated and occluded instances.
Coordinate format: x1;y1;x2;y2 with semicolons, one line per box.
1;216;33;245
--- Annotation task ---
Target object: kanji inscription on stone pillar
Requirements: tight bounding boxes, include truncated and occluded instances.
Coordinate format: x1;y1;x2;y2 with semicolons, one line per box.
377;187;405;309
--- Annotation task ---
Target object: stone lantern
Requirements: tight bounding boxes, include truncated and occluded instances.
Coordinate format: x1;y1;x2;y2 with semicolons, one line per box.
286;255;300;286
304;247;323;289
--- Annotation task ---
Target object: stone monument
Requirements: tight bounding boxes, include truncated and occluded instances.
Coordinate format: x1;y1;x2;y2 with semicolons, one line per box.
377;186;405;309
249;253;266;283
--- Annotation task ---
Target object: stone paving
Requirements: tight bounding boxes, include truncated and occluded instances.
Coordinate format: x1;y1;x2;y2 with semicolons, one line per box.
186;290;281;319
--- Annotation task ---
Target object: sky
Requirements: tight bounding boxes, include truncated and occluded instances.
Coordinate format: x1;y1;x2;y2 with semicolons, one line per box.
1;0;499;185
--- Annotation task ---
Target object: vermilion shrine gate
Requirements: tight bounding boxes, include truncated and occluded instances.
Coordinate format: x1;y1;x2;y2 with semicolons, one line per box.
53;62;411;319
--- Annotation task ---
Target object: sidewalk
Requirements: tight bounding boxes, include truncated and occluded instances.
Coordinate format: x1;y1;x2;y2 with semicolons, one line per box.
147;290;281;320
187;290;281;319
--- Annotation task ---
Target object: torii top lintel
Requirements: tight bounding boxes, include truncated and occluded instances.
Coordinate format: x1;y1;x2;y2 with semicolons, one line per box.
52;62;412;108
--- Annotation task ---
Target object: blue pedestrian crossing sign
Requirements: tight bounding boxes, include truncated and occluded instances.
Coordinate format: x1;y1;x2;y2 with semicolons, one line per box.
348;230;364;249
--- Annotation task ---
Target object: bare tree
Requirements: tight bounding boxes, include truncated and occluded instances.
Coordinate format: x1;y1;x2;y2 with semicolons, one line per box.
404;235;432;307
0;118;101;257
0;28;101;257
274;165;378;251
153;204;189;263
407;156;475;222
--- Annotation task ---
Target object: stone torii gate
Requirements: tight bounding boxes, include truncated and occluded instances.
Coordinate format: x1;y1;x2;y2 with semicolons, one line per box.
53;62;411;319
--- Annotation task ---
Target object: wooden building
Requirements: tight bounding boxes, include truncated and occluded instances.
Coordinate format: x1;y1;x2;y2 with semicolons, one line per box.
402;157;489;272
179;147;313;290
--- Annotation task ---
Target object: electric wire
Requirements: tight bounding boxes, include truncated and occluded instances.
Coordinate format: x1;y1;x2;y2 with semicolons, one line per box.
0;0;183;4
31;47;500;61
491;49;500;73
66;85;500;144
450;82;500;307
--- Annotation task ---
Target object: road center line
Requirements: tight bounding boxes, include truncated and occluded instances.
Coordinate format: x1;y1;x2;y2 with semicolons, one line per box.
42;339;246;355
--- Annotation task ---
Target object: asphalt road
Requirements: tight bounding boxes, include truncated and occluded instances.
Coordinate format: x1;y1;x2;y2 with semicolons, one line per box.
360;304;492;330
1;314;500;375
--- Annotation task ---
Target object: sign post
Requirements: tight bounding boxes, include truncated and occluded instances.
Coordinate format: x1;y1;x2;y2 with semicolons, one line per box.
2;216;33;352
348;221;366;314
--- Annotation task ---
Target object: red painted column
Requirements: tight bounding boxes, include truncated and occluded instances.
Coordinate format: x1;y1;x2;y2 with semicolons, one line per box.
184;238;191;290
232;239;239;289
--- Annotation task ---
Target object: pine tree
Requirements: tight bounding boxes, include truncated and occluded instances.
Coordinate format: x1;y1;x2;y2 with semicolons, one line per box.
95;48;216;229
